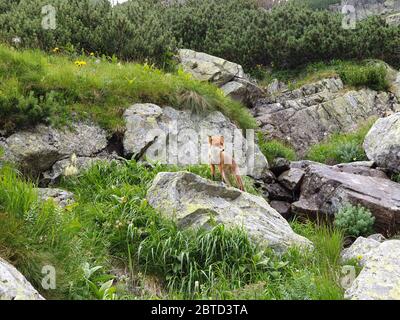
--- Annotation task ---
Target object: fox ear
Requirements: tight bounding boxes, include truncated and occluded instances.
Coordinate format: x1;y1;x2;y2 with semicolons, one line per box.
208;136;212;144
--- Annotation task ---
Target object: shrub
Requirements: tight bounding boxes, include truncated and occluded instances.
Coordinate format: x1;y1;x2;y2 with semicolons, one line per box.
306;120;374;164
0;0;399;70
334;204;375;237
339;62;390;91
258;133;297;163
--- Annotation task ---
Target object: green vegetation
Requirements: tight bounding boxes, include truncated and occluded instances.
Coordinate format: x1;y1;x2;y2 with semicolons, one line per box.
334;204;375;237
258;133;297;163
306;120;374;164
257;60;390;91
0;44;255;133
0;161;345;300
1;0;399;70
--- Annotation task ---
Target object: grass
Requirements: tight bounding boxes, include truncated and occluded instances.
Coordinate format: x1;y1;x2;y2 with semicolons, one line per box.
0;160;346;300
0;44;256;134
305;119;375;165
257;133;297;163
254;60;390;91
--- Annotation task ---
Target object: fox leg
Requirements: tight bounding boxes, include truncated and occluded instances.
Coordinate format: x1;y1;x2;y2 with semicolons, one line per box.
210;164;216;180
232;161;245;191
219;164;231;186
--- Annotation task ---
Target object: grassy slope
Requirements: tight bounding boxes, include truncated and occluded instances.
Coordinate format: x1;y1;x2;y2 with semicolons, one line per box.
0;45;256;134
0;161;345;300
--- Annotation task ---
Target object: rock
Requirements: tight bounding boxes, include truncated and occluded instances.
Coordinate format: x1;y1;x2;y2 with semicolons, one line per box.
267;79;288;95
220;78;264;107
291;163;400;235
341;236;381;265
333;161;388;178
386;12;400;25
177;49;245;86
0;257;44;300
329;0;400;21
367;233;386;242
262;182;294;202
36;188;75;208
177;49;263;107
278;168;305;192
123;104;269;179
344;239;400;300
270;201;292;220
252;77;400;156
364;113;400;172
146;171;312;252
41;153;119;185
1;123;108;176
270;157;291;176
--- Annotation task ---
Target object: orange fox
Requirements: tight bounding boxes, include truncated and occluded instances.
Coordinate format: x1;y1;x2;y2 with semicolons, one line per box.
208;135;245;191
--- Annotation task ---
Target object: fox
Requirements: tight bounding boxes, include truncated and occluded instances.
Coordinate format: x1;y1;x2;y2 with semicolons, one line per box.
208;135;245;191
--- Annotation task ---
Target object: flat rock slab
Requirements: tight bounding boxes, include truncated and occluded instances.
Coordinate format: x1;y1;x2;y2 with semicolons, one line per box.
36;188;75;208
0;258;44;300
291;163;400;235
147;171;312;253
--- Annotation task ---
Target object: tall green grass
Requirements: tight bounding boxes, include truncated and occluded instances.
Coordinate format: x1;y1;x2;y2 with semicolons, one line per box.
305;119;375;165
0;44;256;133
0;160;345;300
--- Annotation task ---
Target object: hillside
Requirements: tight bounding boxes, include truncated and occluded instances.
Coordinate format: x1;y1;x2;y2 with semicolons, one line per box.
1;0;400;302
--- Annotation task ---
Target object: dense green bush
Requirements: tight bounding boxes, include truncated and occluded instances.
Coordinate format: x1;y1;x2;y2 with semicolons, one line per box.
334;204;375;237
0;0;399;70
339;62;390;91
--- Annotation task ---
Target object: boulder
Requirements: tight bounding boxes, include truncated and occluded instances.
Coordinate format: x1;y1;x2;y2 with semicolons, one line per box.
387;12;400;25
252;77;400;156
0;123;108;176
333;161;388;178
177;49;263;107
291;163;400;235
278;168;305;192
36;188;75;208
177;49;245;86
123;104;269;179
270;200;292;220
263;183;294;202
343;239;400;300
364;113;400;172
270;157;291;176
147;171;312;252
0;257;44;300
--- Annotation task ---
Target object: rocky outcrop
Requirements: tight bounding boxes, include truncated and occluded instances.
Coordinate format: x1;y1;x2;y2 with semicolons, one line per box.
364;113;400;172
0;123;108;175
177;49;264;106
123;103;270;179
290;162;400;235
342;237;400;300
146;171;312;252
36;188;75;208
0;258;44;300
329;0;400;21
252;77;400;155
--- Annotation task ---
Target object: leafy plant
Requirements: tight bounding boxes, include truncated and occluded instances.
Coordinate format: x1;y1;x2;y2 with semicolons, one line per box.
257;132;297;163
334;204;375;237
306;120;374;164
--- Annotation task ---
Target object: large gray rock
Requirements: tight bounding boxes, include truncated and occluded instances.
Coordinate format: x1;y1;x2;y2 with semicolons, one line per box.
252;77;400;155
0;123;108;176
177;49;263;107
0;258;44;300
343;239;400;300
36;188;75;208
146;171;312;252
291;162;400;235
364;113;400;172
123;104;269;179
177;49;245;86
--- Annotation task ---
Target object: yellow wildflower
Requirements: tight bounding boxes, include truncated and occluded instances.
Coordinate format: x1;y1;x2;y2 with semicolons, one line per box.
74;60;87;67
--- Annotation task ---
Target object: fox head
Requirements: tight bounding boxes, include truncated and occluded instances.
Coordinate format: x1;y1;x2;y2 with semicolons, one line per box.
208;135;225;151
